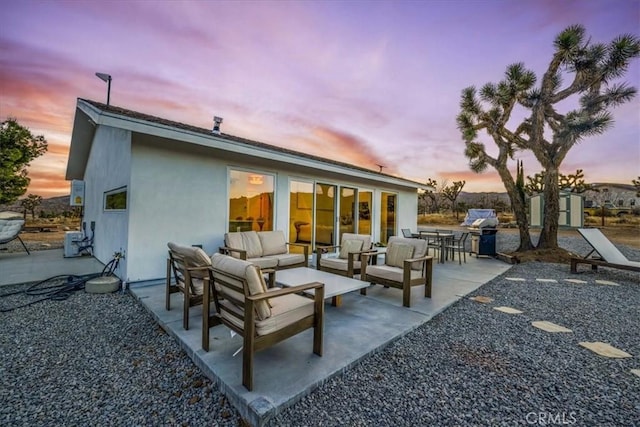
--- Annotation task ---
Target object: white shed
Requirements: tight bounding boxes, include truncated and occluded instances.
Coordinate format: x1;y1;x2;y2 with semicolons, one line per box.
529;192;584;228
66;99;428;285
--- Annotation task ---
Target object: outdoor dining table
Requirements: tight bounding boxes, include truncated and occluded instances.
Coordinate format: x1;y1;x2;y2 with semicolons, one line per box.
418;231;454;263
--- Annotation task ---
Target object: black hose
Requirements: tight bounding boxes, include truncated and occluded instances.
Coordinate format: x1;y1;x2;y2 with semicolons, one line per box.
0;254;122;312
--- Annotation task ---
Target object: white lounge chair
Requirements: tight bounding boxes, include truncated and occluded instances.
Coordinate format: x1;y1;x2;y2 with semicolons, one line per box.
571;228;640;273
0;219;30;254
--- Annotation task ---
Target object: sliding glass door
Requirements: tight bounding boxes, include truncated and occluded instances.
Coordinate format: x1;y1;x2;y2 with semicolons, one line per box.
315;183;336;247
380;192;396;245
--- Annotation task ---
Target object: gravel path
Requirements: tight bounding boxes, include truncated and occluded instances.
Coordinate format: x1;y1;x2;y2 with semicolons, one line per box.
1;234;638;426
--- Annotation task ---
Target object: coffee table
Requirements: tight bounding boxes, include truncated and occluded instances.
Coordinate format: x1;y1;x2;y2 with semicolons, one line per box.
274;267;369;307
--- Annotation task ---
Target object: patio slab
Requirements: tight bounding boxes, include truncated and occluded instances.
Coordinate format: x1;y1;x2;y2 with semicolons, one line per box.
131;255;511;426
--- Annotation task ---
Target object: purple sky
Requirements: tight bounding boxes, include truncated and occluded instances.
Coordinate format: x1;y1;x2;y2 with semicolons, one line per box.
1;0;639;197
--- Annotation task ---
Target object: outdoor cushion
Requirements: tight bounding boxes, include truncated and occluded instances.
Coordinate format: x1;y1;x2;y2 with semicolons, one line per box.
258;231;288;256
246;257;279;269
339;239;364;259
225;231;263;258
320;257;362;272
218;293;314;336
365;265;425;283
0;219;25;242
211;253;271;320
339;233;371;260
385;243;414;268
272;253;306;268
387;236;428;270
167;242;212;279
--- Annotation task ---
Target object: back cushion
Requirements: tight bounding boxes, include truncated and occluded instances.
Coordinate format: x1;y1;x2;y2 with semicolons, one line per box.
339;239;364;259
258;231;287;256
211;253;271;320
225;231;263;258
387;236;428;270
385;243;415;268
167;242;212;279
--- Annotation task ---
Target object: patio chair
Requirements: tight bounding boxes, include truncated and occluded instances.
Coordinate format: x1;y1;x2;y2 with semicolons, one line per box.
571;228;640;273
401;228;419;238
0;219;30;254
360;236;434;307
316;233;375;278
166;242;214;330
444;232;469;265
203;253;324;391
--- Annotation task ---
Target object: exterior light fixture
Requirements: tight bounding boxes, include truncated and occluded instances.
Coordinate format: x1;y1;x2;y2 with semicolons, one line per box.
95;72;112;106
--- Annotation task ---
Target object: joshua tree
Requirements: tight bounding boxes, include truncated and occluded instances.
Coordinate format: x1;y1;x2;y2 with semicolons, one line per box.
457;63;536;251
459;25;639;251
442;180;466;220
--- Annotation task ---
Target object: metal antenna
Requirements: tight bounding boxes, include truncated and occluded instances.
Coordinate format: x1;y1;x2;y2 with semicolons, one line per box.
377;164;386;172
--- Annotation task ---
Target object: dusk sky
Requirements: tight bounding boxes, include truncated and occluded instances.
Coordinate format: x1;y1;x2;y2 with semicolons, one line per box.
1;0;639;198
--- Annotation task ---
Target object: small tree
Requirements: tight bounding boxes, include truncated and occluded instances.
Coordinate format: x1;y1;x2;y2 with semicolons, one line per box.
20;194;42;220
0;118;48;204
524;169;591;196
442;180;466;220
420;178;448;214
633;177;640;197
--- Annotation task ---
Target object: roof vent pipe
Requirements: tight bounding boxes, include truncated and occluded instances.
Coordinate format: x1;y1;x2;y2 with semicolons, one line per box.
212;116;223;134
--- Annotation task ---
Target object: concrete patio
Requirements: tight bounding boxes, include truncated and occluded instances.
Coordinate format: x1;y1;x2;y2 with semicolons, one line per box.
0;249;512;426
132;254;511;425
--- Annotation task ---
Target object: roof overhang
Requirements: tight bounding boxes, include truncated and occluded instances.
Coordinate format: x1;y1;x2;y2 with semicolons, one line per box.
66;99;428;191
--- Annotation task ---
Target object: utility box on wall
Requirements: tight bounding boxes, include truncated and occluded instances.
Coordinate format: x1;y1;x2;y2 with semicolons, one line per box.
529;192;584;228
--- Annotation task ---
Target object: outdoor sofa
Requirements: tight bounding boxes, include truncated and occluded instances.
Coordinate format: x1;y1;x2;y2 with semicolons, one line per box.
220;230;308;270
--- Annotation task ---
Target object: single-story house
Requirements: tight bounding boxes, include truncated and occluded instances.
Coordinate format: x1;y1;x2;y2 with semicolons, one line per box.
65;98;429;285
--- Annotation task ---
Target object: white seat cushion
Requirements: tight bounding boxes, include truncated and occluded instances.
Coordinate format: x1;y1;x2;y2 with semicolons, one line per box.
274;253;306;267
218;293;314;336
0;219;24;243
366;265;425;283
320;257;362;271
246;257;279;269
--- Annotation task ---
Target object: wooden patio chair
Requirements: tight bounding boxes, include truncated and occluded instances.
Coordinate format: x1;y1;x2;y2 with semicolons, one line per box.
203;253;324;391
361;236;434;307
316;233;376;278
166;242;214;330
0;219;30;254
571;228;640;273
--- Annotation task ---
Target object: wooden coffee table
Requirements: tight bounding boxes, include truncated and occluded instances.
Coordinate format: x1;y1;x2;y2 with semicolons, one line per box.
274;267;369;307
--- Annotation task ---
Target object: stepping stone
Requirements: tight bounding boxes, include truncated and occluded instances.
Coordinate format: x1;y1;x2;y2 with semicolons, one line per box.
470;296;494;303
532;321;572;333
631;369;640;378
595;280;620;286
564;279;587;284
536;278;558;283
505;277;526;282
494;306;523;314
579;342;632;358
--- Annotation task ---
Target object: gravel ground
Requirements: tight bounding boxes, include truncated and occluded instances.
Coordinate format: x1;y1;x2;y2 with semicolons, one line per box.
1;234;638;426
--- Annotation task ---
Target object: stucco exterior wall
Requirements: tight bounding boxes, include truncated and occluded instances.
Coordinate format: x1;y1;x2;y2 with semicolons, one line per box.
82;125;131;278
122;139;419;283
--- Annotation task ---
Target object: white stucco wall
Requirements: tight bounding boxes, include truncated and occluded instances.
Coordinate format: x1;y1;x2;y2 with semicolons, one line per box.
126;140;227;282
82;125;131;279
121;144;418;283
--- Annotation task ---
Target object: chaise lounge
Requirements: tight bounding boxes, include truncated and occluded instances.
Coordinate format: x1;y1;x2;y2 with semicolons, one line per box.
0;219;30;254
571;228;640;273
